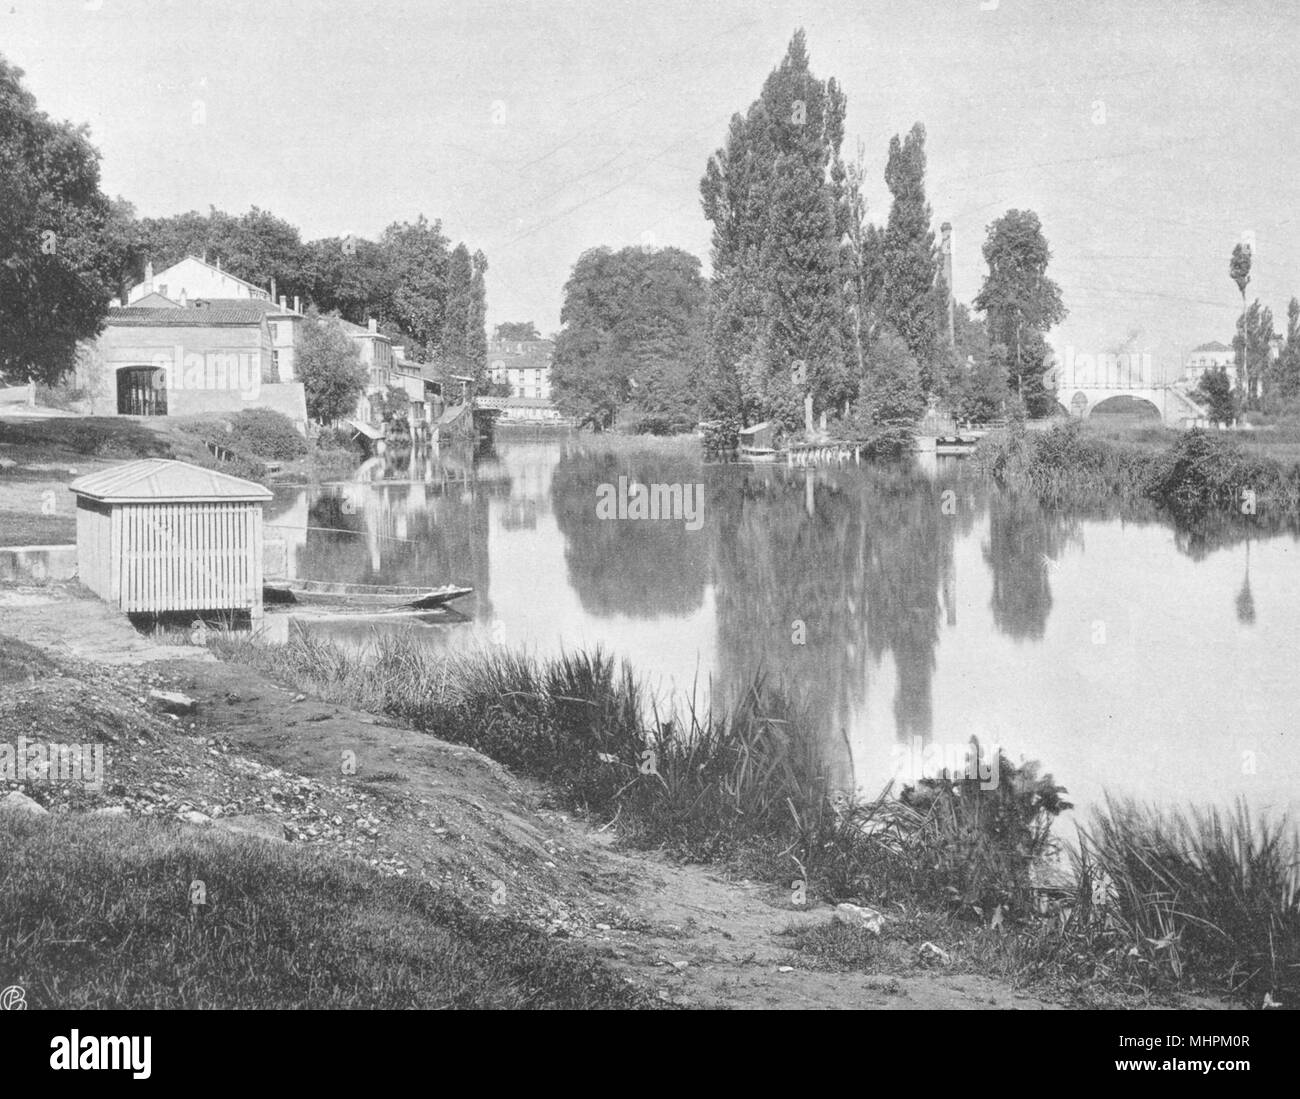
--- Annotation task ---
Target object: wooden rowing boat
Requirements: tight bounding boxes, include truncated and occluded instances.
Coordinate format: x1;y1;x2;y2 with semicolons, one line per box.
264;579;473;611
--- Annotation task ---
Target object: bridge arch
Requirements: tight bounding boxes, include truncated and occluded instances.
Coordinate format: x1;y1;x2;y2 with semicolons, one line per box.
1089;395;1161;421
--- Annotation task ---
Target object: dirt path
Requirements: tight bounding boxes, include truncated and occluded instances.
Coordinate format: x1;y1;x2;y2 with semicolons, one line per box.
3;586;1071;1009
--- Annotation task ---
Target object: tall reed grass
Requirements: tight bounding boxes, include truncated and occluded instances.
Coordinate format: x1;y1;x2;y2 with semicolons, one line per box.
1073;797;1299;1000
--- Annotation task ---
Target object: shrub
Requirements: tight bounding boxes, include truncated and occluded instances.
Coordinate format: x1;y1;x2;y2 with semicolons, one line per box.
632;414;695;436
34;378;85;412
700;416;740;453
223;408;307;460
899;746;1072;917
315;425;363;453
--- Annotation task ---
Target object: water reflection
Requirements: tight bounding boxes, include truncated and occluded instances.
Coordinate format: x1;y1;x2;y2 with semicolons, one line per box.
983;493;1080;642
549;445;708;619
265;437;1300;820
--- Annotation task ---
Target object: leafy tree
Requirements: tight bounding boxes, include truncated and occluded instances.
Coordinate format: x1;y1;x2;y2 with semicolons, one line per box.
495;321;539;341
374;385;409;424
1232;299;1274;410
1269;297;1300;405
881;123;943;393
551;245;707;430
551;325;623;429
0;55;122;385
437;244;488;385
301;233;397;331
973;210;1066;417
382;215;450;352
468;249;489;382
296;308;368;424
137;205;311;302
700;30;853;429
855;331;925;425
956;344;1009;424
1195;365;1237;426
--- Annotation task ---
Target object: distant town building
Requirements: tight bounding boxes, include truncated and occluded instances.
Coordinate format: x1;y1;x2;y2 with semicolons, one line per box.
1184;341;1237;388
126;255;273;305
488;338;554;401
106;256;445;427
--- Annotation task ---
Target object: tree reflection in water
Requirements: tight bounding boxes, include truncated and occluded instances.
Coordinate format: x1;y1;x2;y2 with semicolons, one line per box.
709;461;975;788
549;444;710;619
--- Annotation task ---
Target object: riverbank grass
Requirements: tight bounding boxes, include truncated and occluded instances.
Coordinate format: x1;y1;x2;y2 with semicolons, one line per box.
216;631;1299;1005
0;810;653;1009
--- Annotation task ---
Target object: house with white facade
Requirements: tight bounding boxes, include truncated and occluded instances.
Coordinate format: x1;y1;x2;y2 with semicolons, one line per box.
1184;341;1237;388
488;338;554;401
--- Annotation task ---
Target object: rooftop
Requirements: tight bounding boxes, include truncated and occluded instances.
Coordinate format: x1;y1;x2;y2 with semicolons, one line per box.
68;459;272;503
131;255;270;299
107;303;272;327
1192;341;1232;353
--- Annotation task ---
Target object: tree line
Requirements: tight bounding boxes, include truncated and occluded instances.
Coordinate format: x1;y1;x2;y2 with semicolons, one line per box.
1194;242;1300;425
0;54;489;397
550;31;1067;437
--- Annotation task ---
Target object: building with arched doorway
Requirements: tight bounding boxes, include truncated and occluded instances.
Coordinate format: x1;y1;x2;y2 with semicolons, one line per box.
75;299;307;431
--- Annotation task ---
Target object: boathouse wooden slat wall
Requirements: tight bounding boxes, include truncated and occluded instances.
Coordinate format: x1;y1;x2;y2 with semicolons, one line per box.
75;496;264;619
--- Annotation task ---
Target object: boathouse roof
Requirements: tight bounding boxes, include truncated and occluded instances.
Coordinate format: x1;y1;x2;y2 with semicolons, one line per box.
68;459;273;504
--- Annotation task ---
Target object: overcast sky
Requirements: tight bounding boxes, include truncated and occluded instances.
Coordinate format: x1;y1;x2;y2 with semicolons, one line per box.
6;0;1296;374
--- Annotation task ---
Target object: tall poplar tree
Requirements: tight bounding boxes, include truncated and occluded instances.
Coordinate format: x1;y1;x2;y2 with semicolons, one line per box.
701;30;853;431
880;123;942;394
439;243;475;380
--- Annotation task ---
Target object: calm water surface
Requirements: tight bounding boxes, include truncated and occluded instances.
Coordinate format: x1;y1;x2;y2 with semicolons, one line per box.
266;436;1300;822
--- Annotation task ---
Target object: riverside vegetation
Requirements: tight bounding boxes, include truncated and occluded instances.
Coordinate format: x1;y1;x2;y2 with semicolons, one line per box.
218;631;1299;1006
972;419;1300;523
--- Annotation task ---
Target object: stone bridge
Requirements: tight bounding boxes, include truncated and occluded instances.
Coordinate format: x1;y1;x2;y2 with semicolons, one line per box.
1058;384;1209;426
1048;355;1209;427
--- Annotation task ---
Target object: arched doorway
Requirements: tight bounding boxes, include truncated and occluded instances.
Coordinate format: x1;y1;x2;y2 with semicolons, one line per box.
116;366;166;416
1069;391;1089;418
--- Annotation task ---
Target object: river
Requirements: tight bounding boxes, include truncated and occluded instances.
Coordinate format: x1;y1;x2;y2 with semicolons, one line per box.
266;434;1300;824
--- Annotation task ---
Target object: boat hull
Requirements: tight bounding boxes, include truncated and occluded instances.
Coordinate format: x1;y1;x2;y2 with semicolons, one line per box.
264;582;473;611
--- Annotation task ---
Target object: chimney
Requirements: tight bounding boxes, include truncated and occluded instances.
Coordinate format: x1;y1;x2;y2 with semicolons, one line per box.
270;277;277;303
368;317;378;334
280;295;288;312
940;222;955;347
144;260;154;292
294;295;301;314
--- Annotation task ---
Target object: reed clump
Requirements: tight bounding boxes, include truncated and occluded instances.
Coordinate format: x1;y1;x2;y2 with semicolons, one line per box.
1072;797;1299;1001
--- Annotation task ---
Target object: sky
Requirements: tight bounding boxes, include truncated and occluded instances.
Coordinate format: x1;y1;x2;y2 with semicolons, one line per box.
4;0;1297;375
